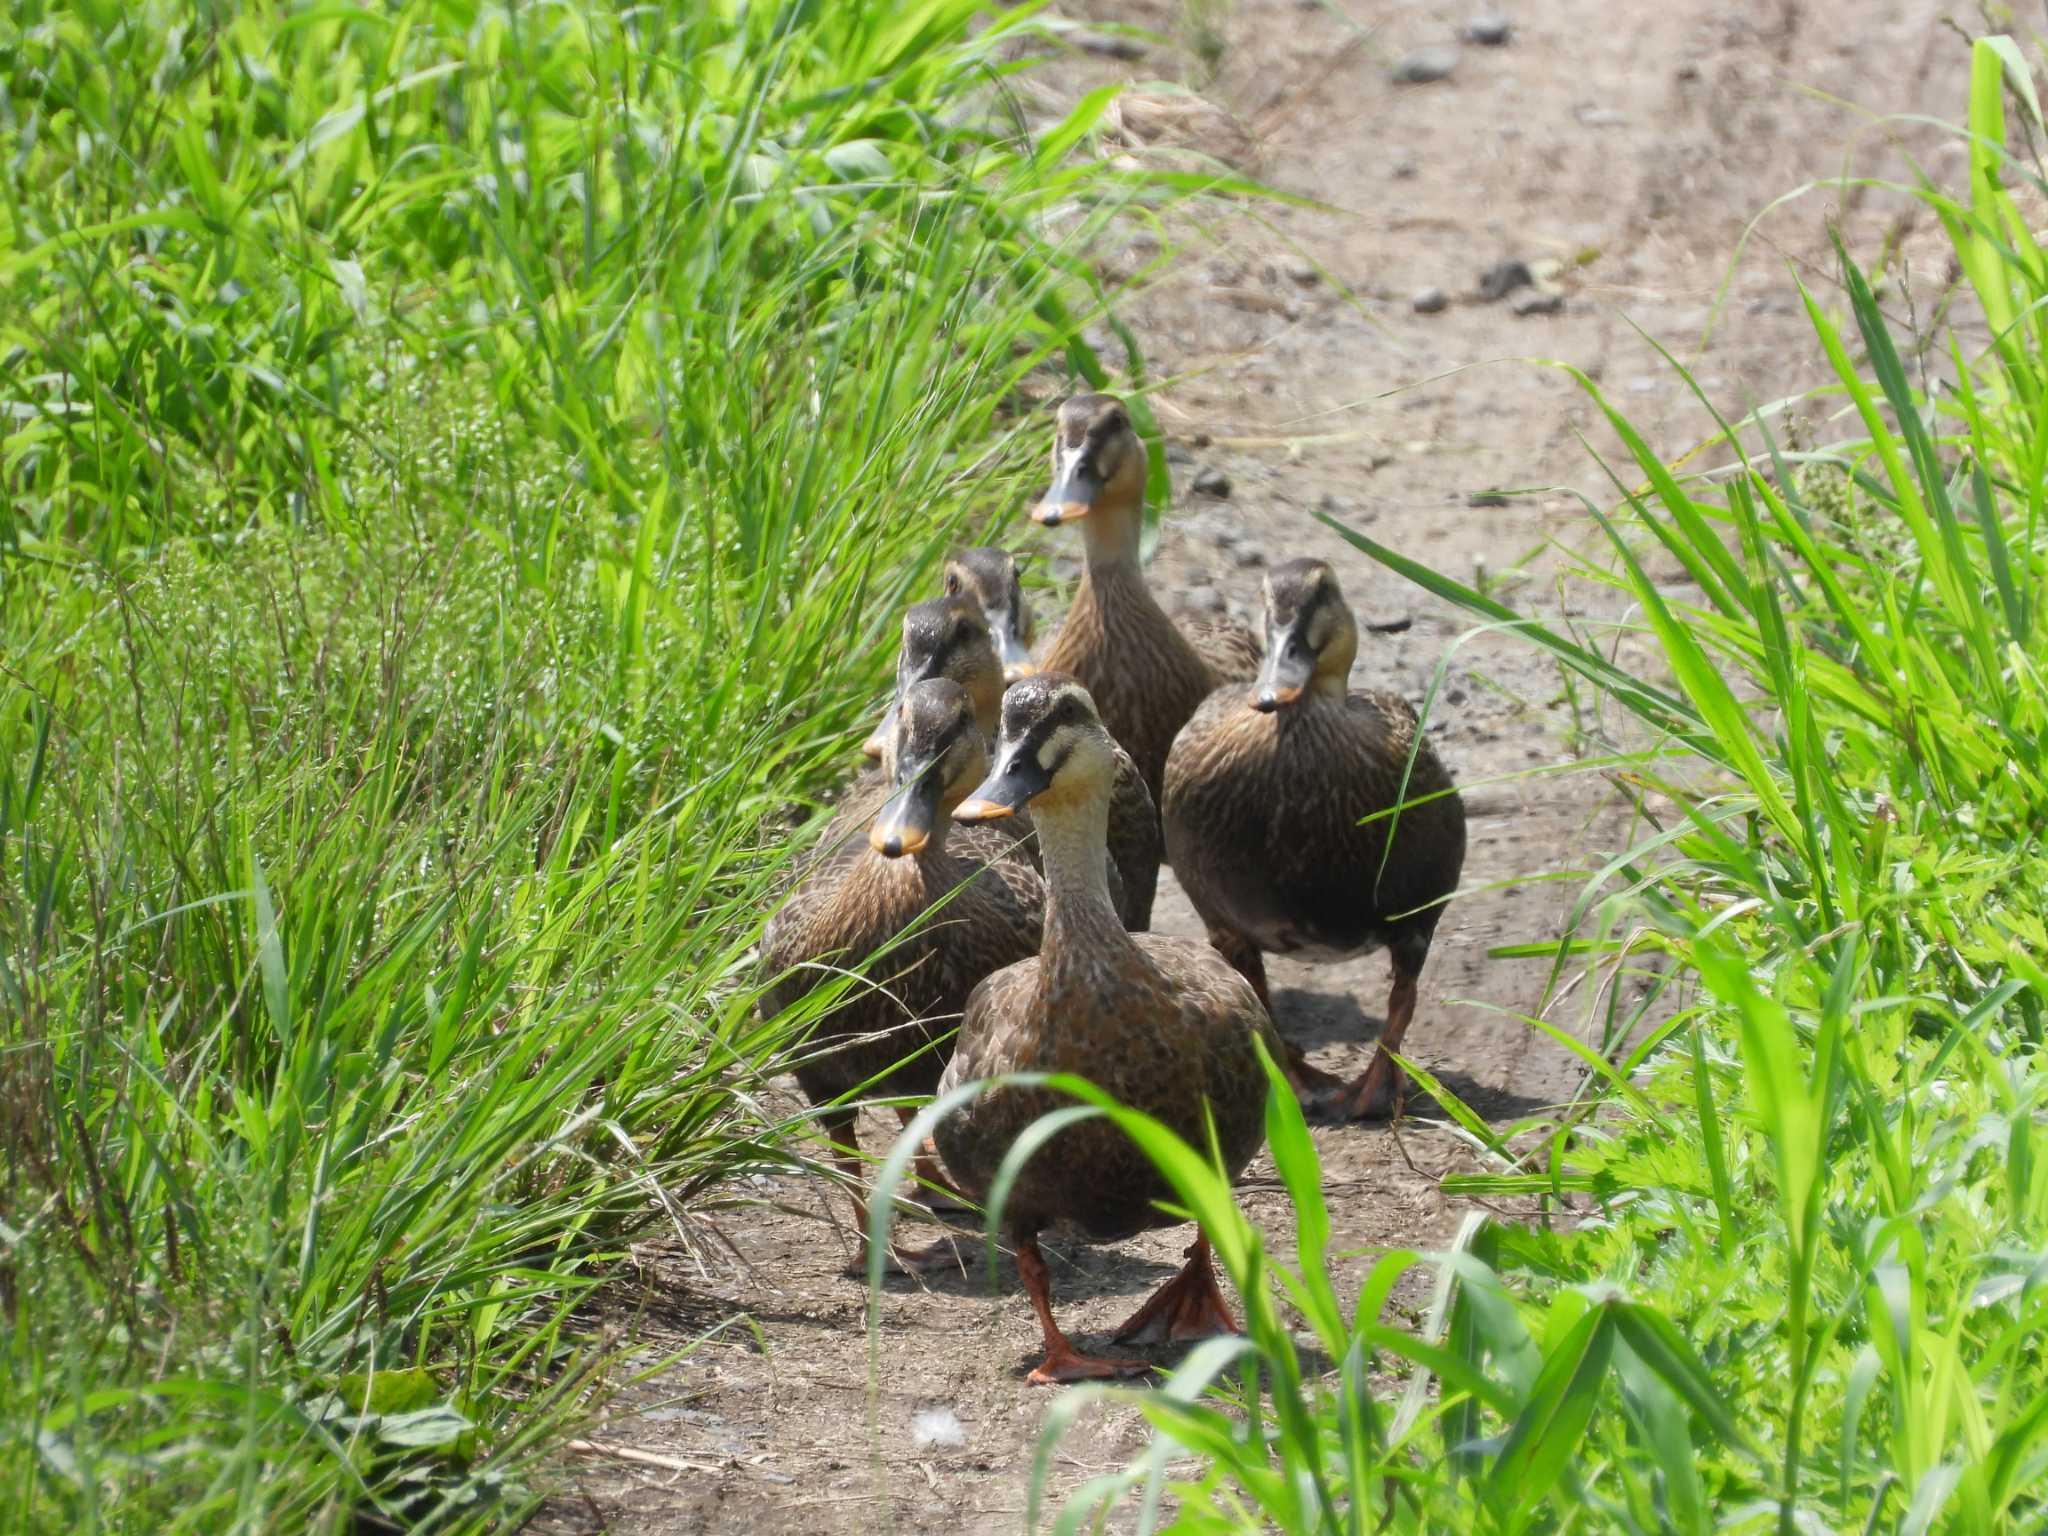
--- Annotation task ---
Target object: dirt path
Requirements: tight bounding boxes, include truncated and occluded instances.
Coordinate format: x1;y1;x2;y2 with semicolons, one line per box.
537;3;1969;1529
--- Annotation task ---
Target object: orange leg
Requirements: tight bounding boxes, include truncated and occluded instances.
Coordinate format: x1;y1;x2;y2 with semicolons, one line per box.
1325;960;1417;1122
824;1110;958;1276
822;1109;880;1272
1111;1234;1240;1345
1017;1237;1154;1386
894;1106;972;1211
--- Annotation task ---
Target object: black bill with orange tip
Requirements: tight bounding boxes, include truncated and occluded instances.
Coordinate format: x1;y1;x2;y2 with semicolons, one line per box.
953;742;1054;823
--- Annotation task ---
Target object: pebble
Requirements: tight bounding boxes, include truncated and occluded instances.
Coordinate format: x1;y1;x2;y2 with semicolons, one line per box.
1233;544;1266;568
1476;259;1533;301
1411;286;1448;314
1286;260;1320;286
1392;159;1419;179
1390;47;1459;85
1461;13;1512;45
1072;30;1146;61
1165;441;1194;465
1576;106;1629;128
1508;288;1565;316
1183;584;1226;614
1192;466;1232;499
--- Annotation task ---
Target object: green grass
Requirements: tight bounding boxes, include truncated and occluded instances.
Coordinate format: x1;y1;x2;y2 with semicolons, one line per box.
0;0;1194;1528
1017;33;2048;1536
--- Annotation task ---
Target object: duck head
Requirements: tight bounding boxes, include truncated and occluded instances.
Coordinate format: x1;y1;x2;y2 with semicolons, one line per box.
861;595;1005;761
1251;558;1359;712
1032;395;1145;553
869;678;990;858
942;547;1036;683
955;672;1117;821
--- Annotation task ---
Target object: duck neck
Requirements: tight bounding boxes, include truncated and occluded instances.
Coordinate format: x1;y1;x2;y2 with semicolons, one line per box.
1032;792;1133;971
1079;497;1144;574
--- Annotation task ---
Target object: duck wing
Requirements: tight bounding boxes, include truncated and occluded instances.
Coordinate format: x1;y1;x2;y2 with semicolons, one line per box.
1105;740;1163;931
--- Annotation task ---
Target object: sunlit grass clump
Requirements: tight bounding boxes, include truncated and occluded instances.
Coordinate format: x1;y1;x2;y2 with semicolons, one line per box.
0;0;1180;1528
1030;36;2048;1536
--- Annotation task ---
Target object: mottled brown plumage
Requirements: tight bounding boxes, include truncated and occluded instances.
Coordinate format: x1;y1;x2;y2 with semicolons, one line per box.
1031;395;1258;803
760;679;1044;1198
1181;613;1265;680
938;674;1280;1382
1162;559;1466;1119
865;591;1163;929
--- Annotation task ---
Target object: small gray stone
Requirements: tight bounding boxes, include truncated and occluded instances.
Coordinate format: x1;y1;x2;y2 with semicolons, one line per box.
1183;584;1226;614
1286;261;1320;286
1233;544;1266;568
1411;286;1448;314
1165;441;1194;465
1192;466;1232;499
1508;288;1565;316
1575;105;1629;128
1461;13;1512;45
1391;46;1458;85
1072;30;1146;61
1476;259;1533;301
1392;159;1419;179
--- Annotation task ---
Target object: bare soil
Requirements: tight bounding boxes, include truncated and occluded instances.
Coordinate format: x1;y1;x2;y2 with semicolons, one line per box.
535;2;1973;1529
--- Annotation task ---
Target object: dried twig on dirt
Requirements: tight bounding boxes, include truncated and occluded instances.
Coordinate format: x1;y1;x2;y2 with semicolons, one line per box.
563;1439;726;1476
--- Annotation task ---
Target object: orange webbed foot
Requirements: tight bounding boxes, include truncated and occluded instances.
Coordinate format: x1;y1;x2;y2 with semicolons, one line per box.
1112;1237;1241;1345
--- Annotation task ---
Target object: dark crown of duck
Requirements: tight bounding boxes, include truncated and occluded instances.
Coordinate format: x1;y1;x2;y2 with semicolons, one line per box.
942;548;1035;682
1034;396;1142;528
869;677;986;858
1253;557;1359;713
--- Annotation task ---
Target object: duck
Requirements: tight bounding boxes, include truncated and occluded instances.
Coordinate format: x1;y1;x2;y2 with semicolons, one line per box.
1031;393;1261;802
936;674;1281;1383
759;678;1046;1248
863;595;1163;929
1161;558;1466;1120
941;548;1037;683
